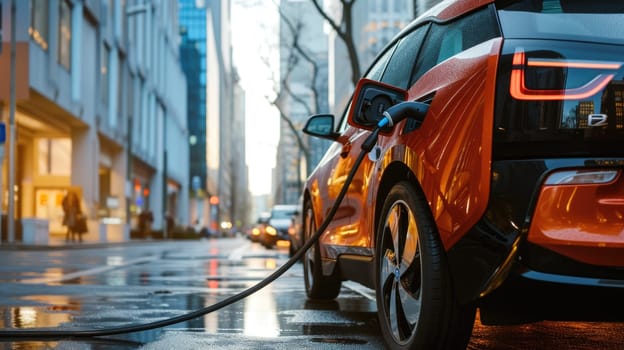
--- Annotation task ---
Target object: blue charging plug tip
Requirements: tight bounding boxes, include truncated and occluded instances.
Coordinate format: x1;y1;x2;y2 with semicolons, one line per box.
377;117;389;128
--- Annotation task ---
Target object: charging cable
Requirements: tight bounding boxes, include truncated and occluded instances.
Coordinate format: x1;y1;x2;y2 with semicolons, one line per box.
0;133;373;339
0;101;427;339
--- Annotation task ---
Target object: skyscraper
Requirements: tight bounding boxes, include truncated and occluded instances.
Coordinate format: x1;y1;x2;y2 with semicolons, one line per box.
179;0;210;228
179;0;246;234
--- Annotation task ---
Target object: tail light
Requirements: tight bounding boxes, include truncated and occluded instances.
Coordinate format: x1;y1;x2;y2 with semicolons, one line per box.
494;40;624;159
544;169;619;185
510;48;622;101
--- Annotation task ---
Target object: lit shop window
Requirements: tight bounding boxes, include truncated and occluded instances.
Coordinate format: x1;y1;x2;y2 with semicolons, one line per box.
38;139;71;176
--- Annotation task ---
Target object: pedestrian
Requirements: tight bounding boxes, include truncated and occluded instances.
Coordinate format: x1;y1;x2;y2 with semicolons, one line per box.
138;209;153;238
62;191;82;242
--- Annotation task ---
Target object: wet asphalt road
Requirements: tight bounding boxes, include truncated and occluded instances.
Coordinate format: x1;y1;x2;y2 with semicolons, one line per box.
0;237;622;349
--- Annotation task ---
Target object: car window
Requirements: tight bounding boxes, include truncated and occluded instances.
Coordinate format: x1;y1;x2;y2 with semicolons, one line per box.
365;45;396;81
380;24;429;89
497;0;624;13
497;1;624;44
410;6;500;85
271;207;298;219
336;24;423;133
336;32;399;133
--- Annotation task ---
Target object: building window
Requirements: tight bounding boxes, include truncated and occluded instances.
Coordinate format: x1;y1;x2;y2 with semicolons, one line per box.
58;0;72;70
118;54;125;122
128;73;135;144
38;139;71;176
30;0;49;50
108;0;115;29
121;0;128;43
101;43;110;104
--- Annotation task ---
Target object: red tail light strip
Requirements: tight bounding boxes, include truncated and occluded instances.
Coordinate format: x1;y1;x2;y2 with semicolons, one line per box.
510;49;622;101
526;60;621;70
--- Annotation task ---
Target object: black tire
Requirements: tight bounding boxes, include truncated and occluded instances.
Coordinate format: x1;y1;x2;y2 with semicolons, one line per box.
375;181;475;350
303;200;342;300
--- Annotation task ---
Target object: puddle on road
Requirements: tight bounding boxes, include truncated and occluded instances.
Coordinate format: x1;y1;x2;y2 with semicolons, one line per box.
0;339;143;349
0;306;74;329
8;295;78;328
1;242;380;347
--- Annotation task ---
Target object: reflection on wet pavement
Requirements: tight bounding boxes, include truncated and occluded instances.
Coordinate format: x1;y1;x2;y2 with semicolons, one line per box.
1;239;351;348
5;239;620;349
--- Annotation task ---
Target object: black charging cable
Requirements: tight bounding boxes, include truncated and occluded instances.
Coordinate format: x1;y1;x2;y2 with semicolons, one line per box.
0;129;381;339
0;98;431;339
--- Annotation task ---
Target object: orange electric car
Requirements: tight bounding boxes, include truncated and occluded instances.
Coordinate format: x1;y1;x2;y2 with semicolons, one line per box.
294;0;624;348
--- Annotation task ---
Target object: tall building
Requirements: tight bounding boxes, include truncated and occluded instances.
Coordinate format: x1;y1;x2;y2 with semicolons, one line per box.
577;101;594;128
231;69;250;230
179;0;247;234
0;0;189;243
179;0;209;229
602;80;624;129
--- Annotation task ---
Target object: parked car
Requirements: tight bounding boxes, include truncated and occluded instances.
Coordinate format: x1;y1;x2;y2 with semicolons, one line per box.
259;204;299;248
295;0;624;348
248;212;270;243
288;203;303;257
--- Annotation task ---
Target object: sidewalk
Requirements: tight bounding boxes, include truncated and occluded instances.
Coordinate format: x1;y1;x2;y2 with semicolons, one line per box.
0;232;147;250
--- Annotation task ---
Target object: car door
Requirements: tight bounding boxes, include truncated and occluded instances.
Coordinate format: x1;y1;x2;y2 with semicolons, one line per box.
400;5;501;248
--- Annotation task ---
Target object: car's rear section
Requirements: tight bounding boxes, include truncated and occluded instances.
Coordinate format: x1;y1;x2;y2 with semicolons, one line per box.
449;0;624;323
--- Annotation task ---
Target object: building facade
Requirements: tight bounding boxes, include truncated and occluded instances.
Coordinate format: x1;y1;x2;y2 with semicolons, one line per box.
178;0;210;231
179;0;247;235
231;69;250;231
0;0;189;243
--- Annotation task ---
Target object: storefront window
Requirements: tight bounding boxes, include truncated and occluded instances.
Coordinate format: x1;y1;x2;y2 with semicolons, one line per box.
38;139;71;176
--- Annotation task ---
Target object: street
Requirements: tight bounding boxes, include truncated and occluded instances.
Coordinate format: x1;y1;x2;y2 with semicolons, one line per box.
0;237;623;349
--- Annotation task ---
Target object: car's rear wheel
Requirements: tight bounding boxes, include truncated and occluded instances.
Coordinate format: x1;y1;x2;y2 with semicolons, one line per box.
376;181;475;349
303;200;342;300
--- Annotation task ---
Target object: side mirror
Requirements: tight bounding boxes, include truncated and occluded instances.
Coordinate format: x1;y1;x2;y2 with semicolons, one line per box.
348;79;408;132
303;114;340;141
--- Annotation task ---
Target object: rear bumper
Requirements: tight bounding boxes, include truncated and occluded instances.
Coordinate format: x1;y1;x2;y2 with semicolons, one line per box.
478;261;624;325
527;170;624;266
447;158;624;304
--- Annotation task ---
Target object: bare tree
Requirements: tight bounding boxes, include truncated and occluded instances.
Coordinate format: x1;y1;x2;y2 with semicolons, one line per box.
277;4;321;117
260;0;332;173
310;0;361;87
